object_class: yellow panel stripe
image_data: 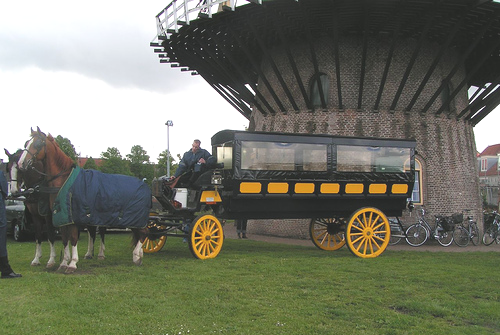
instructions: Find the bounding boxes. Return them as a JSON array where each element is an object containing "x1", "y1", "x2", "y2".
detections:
[
  {"x1": 320, "y1": 183, "x2": 340, "y2": 194},
  {"x1": 391, "y1": 184, "x2": 408, "y2": 194},
  {"x1": 240, "y1": 182, "x2": 261, "y2": 194},
  {"x1": 369, "y1": 184, "x2": 387, "y2": 194},
  {"x1": 345, "y1": 183, "x2": 364, "y2": 194},
  {"x1": 294, "y1": 183, "x2": 315, "y2": 194},
  {"x1": 268, "y1": 182, "x2": 289, "y2": 194}
]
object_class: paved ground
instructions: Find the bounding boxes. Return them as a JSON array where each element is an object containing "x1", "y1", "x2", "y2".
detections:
[{"x1": 223, "y1": 222, "x2": 500, "y2": 252}]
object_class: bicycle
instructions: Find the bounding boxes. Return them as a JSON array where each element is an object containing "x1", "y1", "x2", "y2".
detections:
[
  {"x1": 405, "y1": 207, "x2": 456, "y2": 247},
  {"x1": 453, "y1": 210, "x2": 480, "y2": 247},
  {"x1": 388, "y1": 217, "x2": 406, "y2": 245},
  {"x1": 482, "y1": 211, "x2": 500, "y2": 246}
]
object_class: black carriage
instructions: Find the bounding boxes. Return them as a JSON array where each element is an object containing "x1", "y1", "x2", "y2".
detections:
[{"x1": 146, "y1": 130, "x2": 416, "y2": 259}]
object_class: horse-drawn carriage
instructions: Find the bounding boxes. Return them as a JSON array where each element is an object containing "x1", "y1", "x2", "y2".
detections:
[{"x1": 146, "y1": 129, "x2": 416, "y2": 259}]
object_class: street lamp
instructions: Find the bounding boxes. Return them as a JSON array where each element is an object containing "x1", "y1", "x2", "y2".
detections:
[{"x1": 166, "y1": 120, "x2": 173, "y2": 178}]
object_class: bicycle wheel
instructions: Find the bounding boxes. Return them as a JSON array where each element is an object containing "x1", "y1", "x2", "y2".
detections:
[
  {"x1": 389, "y1": 234, "x2": 402, "y2": 246},
  {"x1": 453, "y1": 226, "x2": 469, "y2": 247},
  {"x1": 405, "y1": 224, "x2": 428, "y2": 247},
  {"x1": 389, "y1": 221, "x2": 402, "y2": 245},
  {"x1": 436, "y1": 230, "x2": 454, "y2": 247},
  {"x1": 482, "y1": 226, "x2": 496, "y2": 246},
  {"x1": 470, "y1": 223, "x2": 480, "y2": 246}
]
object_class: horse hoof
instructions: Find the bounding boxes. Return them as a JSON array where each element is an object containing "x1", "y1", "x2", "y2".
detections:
[
  {"x1": 133, "y1": 259, "x2": 143, "y2": 266},
  {"x1": 31, "y1": 262, "x2": 41, "y2": 267},
  {"x1": 46, "y1": 263, "x2": 56, "y2": 269},
  {"x1": 57, "y1": 265, "x2": 68, "y2": 272},
  {"x1": 98, "y1": 256, "x2": 105, "y2": 260},
  {"x1": 65, "y1": 267, "x2": 77, "y2": 274},
  {"x1": 84, "y1": 255, "x2": 93, "y2": 260}
]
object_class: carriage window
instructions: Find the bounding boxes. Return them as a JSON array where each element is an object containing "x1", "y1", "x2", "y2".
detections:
[
  {"x1": 406, "y1": 158, "x2": 422, "y2": 205},
  {"x1": 241, "y1": 141, "x2": 327, "y2": 171},
  {"x1": 337, "y1": 145, "x2": 410, "y2": 173},
  {"x1": 216, "y1": 144, "x2": 233, "y2": 170}
]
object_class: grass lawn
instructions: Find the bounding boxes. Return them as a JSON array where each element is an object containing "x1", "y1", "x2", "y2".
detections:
[{"x1": 1, "y1": 232, "x2": 499, "y2": 335}]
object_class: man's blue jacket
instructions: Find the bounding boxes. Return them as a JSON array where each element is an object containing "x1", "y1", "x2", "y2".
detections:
[{"x1": 174, "y1": 148, "x2": 215, "y2": 177}]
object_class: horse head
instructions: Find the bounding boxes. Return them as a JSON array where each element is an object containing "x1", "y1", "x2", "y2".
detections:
[
  {"x1": 4, "y1": 148, "x2": 23, "y2": 194},
  {"x1": 18, "y1": 127, "x2": 48, "y2": 172},
  {"x1": 19, "y1": 127, "x2": 74, "y2": 188}
]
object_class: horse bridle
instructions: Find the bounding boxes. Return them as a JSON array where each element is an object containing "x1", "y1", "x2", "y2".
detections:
[
  {"x1": 21, "y1": 134, "x2": 72, "y2": 185},
  {"x1": 20, "y1": 135, "x2": 46, "y2": 174}
]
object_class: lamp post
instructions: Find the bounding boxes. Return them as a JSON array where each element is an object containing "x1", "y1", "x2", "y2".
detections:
[{"x1": 166, "y1": 120, "x2": 173, "y2": 178}]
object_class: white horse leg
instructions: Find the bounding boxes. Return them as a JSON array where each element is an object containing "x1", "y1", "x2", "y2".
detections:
[
  {"x1": 65, "y1": 244, "x2": 79, "y2": 273},
  {"x1": 31, "y1": 243, "x2": 42, "y2": 266},
  {"x1": 97, "y1": 240, "x2": 105, "y2": 260},
  {"x1": 46, "y1": 241, "x2": 57, "y2": 269},
  {"x1": 132, "y1": 241, "x2": 144, "y2": 266},
  {"x1": 84, "y1": 230, "x2": 94, "y2": 259},
  {"x1": 58, "y1": 244, "x2": 70, "y2": 271}
]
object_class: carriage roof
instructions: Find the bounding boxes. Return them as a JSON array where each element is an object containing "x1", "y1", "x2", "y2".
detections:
[{"x1": 211, "y1": 129, "x2": 416, "y2": 148}]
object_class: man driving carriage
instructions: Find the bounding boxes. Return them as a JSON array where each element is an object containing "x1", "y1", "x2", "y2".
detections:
[{"x1": 171, "y1": 139, "x2": 216, "y2": 187}]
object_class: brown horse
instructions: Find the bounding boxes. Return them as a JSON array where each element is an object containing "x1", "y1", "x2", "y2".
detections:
[
  {"x1": 17, "y1": 128, "x2": 149, "y2": 273},
  {"x1": 6, "y1": 149, "x2": 107, "y2": 264}
]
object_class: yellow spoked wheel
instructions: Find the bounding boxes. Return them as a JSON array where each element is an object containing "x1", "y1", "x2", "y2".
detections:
[
  {"x1": 346, "y1": 207, "x2": 390, "y2": 258},
  {"x1": 309, "y1": 218, "x2": 345, "y2": 251},
  {"x1": 142, "y1": 235, "x2": 167, "y2": 253},
  {"x1": 143, "y1": 221, "x2": 167, "y2": 253},
  {"x1": 189, "y1": 215, "x2": 224, "y2": 259}
]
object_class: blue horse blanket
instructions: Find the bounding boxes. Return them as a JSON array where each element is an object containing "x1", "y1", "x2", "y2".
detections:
[{"x1": 52, "y1": 166, "x2": 151, "y2": 228}]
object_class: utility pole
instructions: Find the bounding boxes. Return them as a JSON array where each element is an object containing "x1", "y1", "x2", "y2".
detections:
[{"x1": 166, "y1": 120, "x2": 173, "y2": 177}]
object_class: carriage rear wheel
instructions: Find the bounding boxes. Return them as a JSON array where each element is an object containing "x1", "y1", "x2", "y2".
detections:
[
  {"x1": 346, "y1": 207, "x2": 390, "y2": 258},
  {"x1": 142, "y1": 235, "x2": 167, "y2": 253},
  {"x1": 309, "y1": 218, "x2": 345, "y2": 251},
  {"x1": 189, "y1": 215, "x2": 224, "y2": 259}
]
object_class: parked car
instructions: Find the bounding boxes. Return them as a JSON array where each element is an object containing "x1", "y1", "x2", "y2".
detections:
[{"x1": 5, "y1": 198, "x2": 33, "y2": 241}]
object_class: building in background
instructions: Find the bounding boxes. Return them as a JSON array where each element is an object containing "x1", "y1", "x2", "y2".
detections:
[
  {"x1": 478, "y1": 144, "x2": 500, "y2": 209},
  {"x1": 153, "y1": 0, "x2": 500, "y2": 236}
]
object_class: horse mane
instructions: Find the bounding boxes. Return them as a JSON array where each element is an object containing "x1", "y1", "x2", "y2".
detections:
[{"x1": 46, "y1": 134, "x2": 75, "y2": 172}]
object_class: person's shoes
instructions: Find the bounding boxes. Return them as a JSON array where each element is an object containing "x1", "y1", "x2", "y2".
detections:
[
  {"x1": 242, "y1": 233, "x2": 248, "y2": 239},
  {"x1": 182, "y1": 237, "x2": 188, "y2": 243},
  {"x1": 237, "y1": 233, "x2": 241, "y2": 239},
  {"x1": 1, "y1": 272, "x2": 22, "y2": 279}
]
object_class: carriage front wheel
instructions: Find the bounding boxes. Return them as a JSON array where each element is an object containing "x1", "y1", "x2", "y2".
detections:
[
  {"x1": 309, "y1": 218, "x2": 345, "y2": 251},
  {"x1": 189, "y1": 215, "x2": 224, "y2": 259},
  {"x1": 346, "y1": 207, "x2": 390, "y2": 258}
]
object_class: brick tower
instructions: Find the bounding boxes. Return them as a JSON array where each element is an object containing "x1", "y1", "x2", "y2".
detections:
[{"x1": 152, "y1": 0, "x2": 500, "y2": 237}]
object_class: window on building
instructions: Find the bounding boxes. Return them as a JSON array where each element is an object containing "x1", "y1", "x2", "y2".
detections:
[
  {"x1": 405, "y1": 158, "x2": 422, "y2": 205},
  {"x1": 440, "y1": 80, "x2": 452, "y2": 112},
  {"x1": 481, "y1": 158, "x2": 487, "y2": 172},
  {"x1": 309, "y1": 73, "x2": 329, "y2": 108}
]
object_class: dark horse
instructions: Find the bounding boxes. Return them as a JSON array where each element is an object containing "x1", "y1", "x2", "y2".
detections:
[
  {"x1": 5, "y1": 148, "x2": 57, "y2": 268},
  {"x1": 17, "y1": 128, "x2": 150, "y2": 273},
  {"x1": 6, "y1": 149, "x2": 108, "y2": 264}
]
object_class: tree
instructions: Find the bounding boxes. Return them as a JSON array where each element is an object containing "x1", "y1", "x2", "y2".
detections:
[
  {"x1": 100, "y1": 147, "x2": 131, "y2": 175},
  {"x1": 126, "y1": 145, "x2": 150, "y2": 180},
  {"x1": 126, "y1": 145, "x2": 150, "y2": 164},
  {"x1": 83, "y1": 157, "x2": 98, "y2": 170},
  {"x1": 157, "y1": 149, "x2": 178, "y2": 177},
  {"x1": 55, "y1": 135, "x2": 77, "y2": 162}
]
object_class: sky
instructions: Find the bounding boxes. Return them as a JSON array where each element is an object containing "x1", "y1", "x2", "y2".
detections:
[{"x1": 1, "y1": 0, "x2": 498, "y2": 166}]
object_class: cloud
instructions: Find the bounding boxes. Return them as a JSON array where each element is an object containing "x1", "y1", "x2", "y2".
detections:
[{"x1": 0, "y1": 0, "x2": 188, "y2": 93}]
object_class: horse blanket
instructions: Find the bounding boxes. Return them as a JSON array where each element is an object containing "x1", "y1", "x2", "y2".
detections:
[{"x1": 52, "y1": 166, "x2": 151, "y2": 228}]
